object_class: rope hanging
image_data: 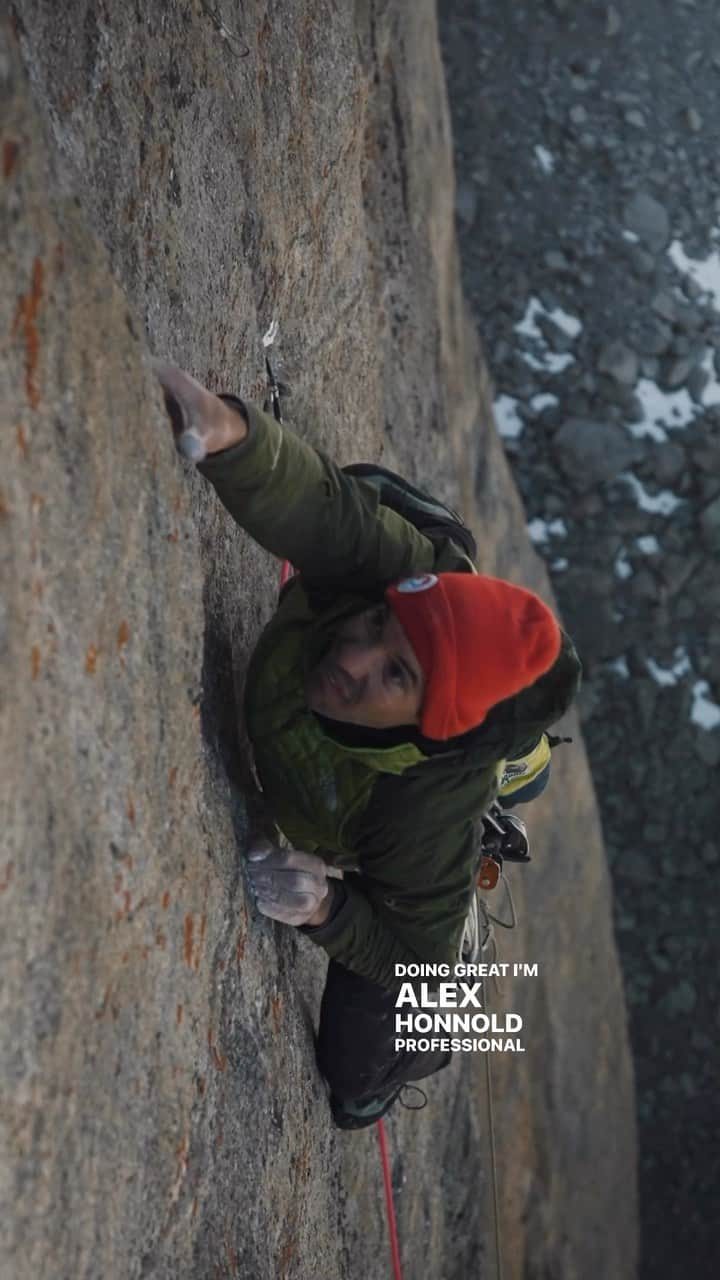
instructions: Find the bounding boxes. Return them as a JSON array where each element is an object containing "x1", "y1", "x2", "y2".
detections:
[{"x1": 377, "y1": 1118, "x2": 403, "y2": 1280}]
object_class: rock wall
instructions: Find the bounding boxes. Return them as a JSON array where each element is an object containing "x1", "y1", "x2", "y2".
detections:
[{"x1": 2, "y1": 4, "x2": 637, "y2": 1277}]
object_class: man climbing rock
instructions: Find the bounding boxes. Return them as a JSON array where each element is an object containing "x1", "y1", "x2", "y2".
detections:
[{"x1": 154, "y1": 361, "x2": 582, "y2": 1129}]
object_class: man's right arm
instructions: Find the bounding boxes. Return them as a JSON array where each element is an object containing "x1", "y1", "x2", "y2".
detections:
[
  {"x1": 197, "y1": 399, "x2": 435, "y2": 590},
  {"x1": 154, "y1": 361, "x2": 435, "y2": 589}
]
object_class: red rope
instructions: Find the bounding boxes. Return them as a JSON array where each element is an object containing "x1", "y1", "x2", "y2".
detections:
[
  {"x1": 377, "y1": 1118, "x2": 403, "y2": 1280},
  {"x1": 277, "y1": 558, "x2": 403, "y2": 1279}
]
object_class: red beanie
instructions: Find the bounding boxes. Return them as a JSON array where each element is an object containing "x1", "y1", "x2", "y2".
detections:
[{"x1": 385, "y1": 572, "x2": 562, "y2": 741}]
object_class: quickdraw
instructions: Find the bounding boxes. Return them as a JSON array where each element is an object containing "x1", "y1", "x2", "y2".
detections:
[
  {"x1": 262, "y1": 319, "x2": 284, "y2": 423},
  {"x1": 477, "y1": 804, "x2": 530, "y2": 891}
]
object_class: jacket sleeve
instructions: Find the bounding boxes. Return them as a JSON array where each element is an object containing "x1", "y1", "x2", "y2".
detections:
[
  {"x1": 303, "y1": 756, "x2": 499, "y2": 990},
  {"x1": 304, "y1": 821, "x2": 478, "y2": 991},
  {"x1": 196, "y1": 400, "x2": 435, "y2": 589}
]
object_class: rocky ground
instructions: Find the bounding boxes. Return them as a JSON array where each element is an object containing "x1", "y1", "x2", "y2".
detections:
[{"x1": 439, "y1": 3, "x2": 720, "y2": 1277}]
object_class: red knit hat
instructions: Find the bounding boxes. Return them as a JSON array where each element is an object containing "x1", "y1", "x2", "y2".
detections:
[{"x1": 385, "y1": 572, "x2": 562, "y2": 740}]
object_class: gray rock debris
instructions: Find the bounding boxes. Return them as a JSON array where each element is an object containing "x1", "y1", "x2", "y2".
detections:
[
  {"x1": 544, "y1": 249, "x2": 570, "y2": 270},
  {"x1": 553, "y1": 417, "x2": 640, "y2": 490},
  {"x1": 653, "y1": 441, "x2": 687, "y2": 485},
  {"x1": 686, "y1": 107, "x2": 703, "y2": 132},
  {"x1": 660, "y1": 982, "x2": 697, "y2": 1016},
  {"x1": 554, "y1": 570, "x2": 625, "y2": 662},
  {"x1": 687, "y1": 364, "x2": 709, "y2": 402},
  {"x1": 694, "y1": 728, "x2": 720, "y2": 768},
  {"x1": 606, "y1": 6, "x2": 622, "y2": 37},
  {"x1": 699, "y1": 494, "x2": 720, "y2": 550},
  {"x1": 633, "y1": 318, "x2": 673, "y2": 356},
  {"x1": 651, "y1": 289, "x2": 678, "y2": 323},
  {"x1": 438, "y1": 0, "x2": 719, "y2": 1270},
  {"x1": 623, "y1": 192, "x2": 671, "y2": 253},
  {"x1": 597, "y1": 339, "x2": 640, "y2": 386},
  {"x1": 663, "y1": 352, "x2": 702, "y2": 389},
  {"x1": 455, "y1": 179, "x2": 478, "y2": 228}
]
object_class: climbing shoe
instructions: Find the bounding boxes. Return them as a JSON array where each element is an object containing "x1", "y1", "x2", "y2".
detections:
[
  {"x1": 330, "y1": 1084, "x2": 428, "y2": 1130},
  {"x1": 330, "y1": 1088, "x2": 403, "y2": 1130}
]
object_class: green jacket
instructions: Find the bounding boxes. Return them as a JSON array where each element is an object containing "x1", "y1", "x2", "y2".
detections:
[{"x1": 197, "y1": 402, "x2": 581, "y2": 990}]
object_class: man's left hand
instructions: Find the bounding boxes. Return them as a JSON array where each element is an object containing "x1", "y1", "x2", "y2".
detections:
[{"x1": 246, "y1": 840, "x2": 332, "y2": 927}]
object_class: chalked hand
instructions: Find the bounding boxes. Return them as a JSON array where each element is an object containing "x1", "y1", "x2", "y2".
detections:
[
  {"x1": 246, "y1": 840, "x2": 331, "y2": 927},
  {"x1": 152, "y1": 359, "x2": 248, "y2": 461}
]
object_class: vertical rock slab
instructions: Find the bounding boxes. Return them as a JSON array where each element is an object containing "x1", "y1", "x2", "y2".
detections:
[
  {"x1": 1, "y1": 18, "x2": 215, "y2": 1277},
  {"x1": 3, "y1": 5, "x2": 637, "y2": 1278},
  {"x1": 1, "y1": 19, "x2": 367, "y2": 1280}
]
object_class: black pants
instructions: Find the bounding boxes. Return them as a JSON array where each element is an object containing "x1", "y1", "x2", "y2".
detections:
[{"x1": 316, "y1": 960, "x2": 451, "y2": 1105}]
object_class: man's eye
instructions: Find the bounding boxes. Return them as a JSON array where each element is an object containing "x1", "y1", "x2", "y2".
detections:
[{"x1": 388, "y1": 661, "x2": 405, "y2": 686}]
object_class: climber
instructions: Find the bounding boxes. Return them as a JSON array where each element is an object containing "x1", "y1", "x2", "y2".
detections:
[{"x1": 153, "y1": 360, "x2": 582, "y2": 1129}]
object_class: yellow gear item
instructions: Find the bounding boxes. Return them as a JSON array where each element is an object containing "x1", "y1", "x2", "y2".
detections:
[{"x1": 497, "y1": 733, "x2": 552, "y2": 801}]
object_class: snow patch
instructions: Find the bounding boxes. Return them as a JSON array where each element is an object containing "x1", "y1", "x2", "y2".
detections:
[
  {"x1": 548, "y1": 307, "x2": 583, "y2": 339},
  {"x1": 614, "y1": 549, "x2": 633, "y2": 580},
  {"x1": 494, "y1": 395, "x2": 525, "y2": 439},
  {"x1": 645, "y1": 649, "x2": 692, "y2": 687},
  {"x1": 619, "y1": 472, "x2": 685, "y2": 515},
  {"x1": 627, "y1": 378, "x2": 696, "y2": 441},
  {"x1": 607, "y1": 656, "x2": 630, "y2": 679},
  {"x1": 642, "y1": 649, "x2": 720, "y2": 731},
  {"x1": 527, "y1": 517, "x2": 568, "y2": 544},
  {"x1": 636, "y1": 535, "x2": 661, "y2": 555},
  {"x1": 534, "y1": 145, "x2": 555, "y2": 175},
  {"x1": 528, "y1": 518, "x2": 550, "y2": 544},
  {"x1": 530, "y1": 393, "x2": 560, "y2": 412},
  {"x1": 668, "y1": 238, "x2": 720, "y2": 311},
  {"x1": 700, "y1": 347, "x2": 720, "y2": 407},
  {"x1": 691, "y1": 681, "x2": 720, "y2": 731},
  {"x1": 514, "y1": 298, "x2": 581, "y2": 375},
  {"x1": 515, "y1": 298, "x2": 582, "y2": 340},
  {"x1": 521, "y1": 350, "x2": 575, "y2": 373}
]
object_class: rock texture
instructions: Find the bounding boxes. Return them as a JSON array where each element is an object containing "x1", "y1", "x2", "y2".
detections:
[{"x1": 2, "y1": 5, "x2": 636, "y2": 1278}]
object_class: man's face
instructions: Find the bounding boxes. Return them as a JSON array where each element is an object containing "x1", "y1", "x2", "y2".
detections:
[{"x1": 305, "y1": 602, "x2": 426, "y2": 730}]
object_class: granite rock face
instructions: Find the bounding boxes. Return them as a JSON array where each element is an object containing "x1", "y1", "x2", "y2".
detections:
[{"x1": 2, "y1": 5, "x2": 636, "y2": 1278}]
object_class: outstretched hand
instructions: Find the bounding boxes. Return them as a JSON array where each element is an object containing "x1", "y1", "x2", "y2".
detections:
[
  {"x1": 152, "y1": 359, "x2": 248, "y2": 461},
  {"x1": 246, "y1": 839, "x2": 332, "y2": 928}
]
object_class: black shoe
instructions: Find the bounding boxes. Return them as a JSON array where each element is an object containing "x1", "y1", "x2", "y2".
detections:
[
  {"x1": 329, "y1": 1084, "x2": 428, "y2": 1131},
  {"x1": 330, "y1": 1088, "x2": 402, "y2": 1130}
]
